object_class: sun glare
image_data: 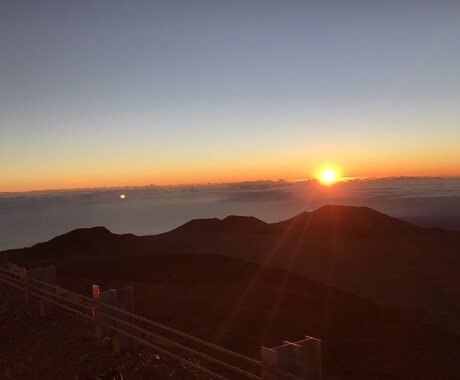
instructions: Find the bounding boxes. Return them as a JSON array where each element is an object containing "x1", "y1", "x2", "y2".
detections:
[
  {"x1": 322, "y1": 169, "x2": 336, "y2": 182},
  {"x1": 317, "y1": 167, "x2": 340, "y2": 185}
]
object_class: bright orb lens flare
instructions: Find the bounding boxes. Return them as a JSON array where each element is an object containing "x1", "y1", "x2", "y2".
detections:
[{"x1": 120, "y1": 194, "x2": 126, "y2": 199}]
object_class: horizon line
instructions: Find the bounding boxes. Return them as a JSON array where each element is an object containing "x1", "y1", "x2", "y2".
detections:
[{"x1": 1, "y1": 175, "x2": 460, "y2": 195}]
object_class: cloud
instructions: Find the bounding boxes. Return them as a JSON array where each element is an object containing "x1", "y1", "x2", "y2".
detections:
[{"x1": 1, "y1": 178, "x2": 460, "y2": 250}]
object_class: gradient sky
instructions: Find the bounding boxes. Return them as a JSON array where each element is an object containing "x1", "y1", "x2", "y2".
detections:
[{"x1": 1, "y1": 0, "x2": 460, "y2": 191}]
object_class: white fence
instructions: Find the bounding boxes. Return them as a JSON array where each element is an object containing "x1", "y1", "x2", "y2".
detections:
[{"x1": 0, "y1": 254, "x2": 321, "y2": 380}]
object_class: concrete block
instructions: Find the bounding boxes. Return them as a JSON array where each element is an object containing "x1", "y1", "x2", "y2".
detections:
[
  {"x1": 26, "y1": 268, "x2": 43, "y2": 305},
  {"x1": 262, "y1": 336, "x2": 322, "y2": 380},
  {"x1": 95, "y1": 289, "x2": 117, "y2": 339},
  {"x1": 113, "y1": 286, "x2": 134, "y2": 353},
  {"x1": 26, "y1": 266, "x2": 57, "y2": 316},
  {"x1": 296, "y1": 336, "x2": 322, "y2": 380},
  {"x1": 10, "y1": 267, "x2": 27, "y2": 300},
  {"x1": 261, "y1": 343, "x2": 292, "y2": 380},
  {"x1": 39, "y1": 266, "x2": 57, "y2": 316}
]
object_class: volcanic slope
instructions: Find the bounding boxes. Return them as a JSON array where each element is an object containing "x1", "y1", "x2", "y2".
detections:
[
  {"x1": 146, "y1": 205, "x2": 460, "y2": 336},
  {"x1": 4, "y1": 205, "x2": 460, "y2": 337},
  {"x1": 0, "y1": 281, "x2": 214, "y2": 380},
  {"x1": 38, "y1": 254, "x2": 460, "y2": 380},
  {"x1": 4, "y1": 207, "x2": 460, "y2": 378}
]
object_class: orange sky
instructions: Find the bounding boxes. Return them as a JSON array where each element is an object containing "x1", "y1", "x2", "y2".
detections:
[
  {"x1": 2, "y1": 2, "x2": 460, "y2": 193},
  {"x1": 3, "y1": 149, "x2": 460, "y2": 192}
]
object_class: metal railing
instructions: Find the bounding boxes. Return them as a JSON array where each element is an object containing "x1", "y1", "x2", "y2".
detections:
[{"x1": 0, "y1": 263, "x2": 306, "y2": 380}]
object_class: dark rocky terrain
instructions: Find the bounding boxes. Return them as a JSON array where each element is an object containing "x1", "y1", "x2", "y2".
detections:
[
  {"x1": 0, "y1": 283, "x2": 205, "y2": 380},
  {"x1": 2, "y1": 205, "x2": 460, "y2": 379}
]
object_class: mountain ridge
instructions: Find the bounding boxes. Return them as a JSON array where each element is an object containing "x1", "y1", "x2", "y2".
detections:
[
  {"x1": 3, "y1": 205, "x2": 448, "y2": 262},
  {"x1": 4, "y1": 205, "x2": 460, "y2": 339},
  {"x1": 159, "y1": 205, "x2": 434, "y2": 239},
  {"x1": 4, "y1": 205, "x2": 460, "y2": 379}
]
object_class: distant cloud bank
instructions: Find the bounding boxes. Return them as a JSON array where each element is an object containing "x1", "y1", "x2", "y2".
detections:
[{"x1": 1, "y1": 177, "x2": 460, "y2": 251}]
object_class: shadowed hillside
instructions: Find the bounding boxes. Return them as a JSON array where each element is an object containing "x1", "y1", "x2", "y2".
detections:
[
  {"x1": 168, "y1": 205, "x2": 430, "y2": 238},
  {"x1": 4, "y1": 205, "x2": 460, "y2": 340},
  {"x1": 147, "y1": 205, "x2": 460, "y2": 336},
  {"x1": 0, "y1": 283, "x2": 214, "y2": 380},
  {"x1": 173, "y1": 215, "x2": 269, "y2": 234},
  {"x1": 271, "y1": 205, "x2": 428, "y2": 237},
  {"x1": 4, "y1": 227, "x2": 157, "y2": 262},
  {"x1": 55, "y1": 254, "x2": 460, "y2": 379}
]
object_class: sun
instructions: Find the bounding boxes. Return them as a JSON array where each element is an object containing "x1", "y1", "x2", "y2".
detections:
[
  {"x1": 317, "y1": 167, "x2": 340, "y2": 185},
  {"x1": 321, "y1": 169, "x2": 336, "y2": 182}
]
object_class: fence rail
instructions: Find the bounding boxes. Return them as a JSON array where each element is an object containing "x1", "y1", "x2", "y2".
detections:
[{"x1": 0, "y1": 255, "x2": 319, "y2": 380}]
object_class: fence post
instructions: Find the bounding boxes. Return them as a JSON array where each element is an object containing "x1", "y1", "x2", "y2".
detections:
[
  {"x1": 295, "y1": 336, "x2": 321, "y2": 380},
  {"x1": 262, "y1": 336, "x2": 322, "y2": 380},
  {"x1": 10, "y1": 266, "x2": 27, "y2": 301},
  {"x1": 39, "y1": 266, "x2": 57, "y2": 316},
  {"x1": 26, "y1": 266, "x2": 57, "y2": 316},
  {"x1": 26, "y1": 267, "x2": 42, "y2": 305},
  {"x1": 94, "y1": 287, "x2": 117, "y2": 339},
  {"x1": 92, "y1": 284, "x2": 100, "y2": 303},
  {"x1": 113, "y1": 286, "x2": 134, "y2": 353},
  {"x1": 261, "y1": 344, "x2": 292, "y2": 380},
  {"x1": 0, "y1": 254, "x2": 8, "y2": 269}
]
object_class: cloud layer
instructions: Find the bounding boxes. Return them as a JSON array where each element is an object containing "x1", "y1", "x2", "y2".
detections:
[{"x1": 1, "y1": 177, "x2": 460, "y2": 250}]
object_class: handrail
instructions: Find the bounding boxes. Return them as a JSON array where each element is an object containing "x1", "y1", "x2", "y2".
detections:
[
  {"x1": 1, "y1": 266, "x2": 260, "y2": 368},
  {"x1": 0, "y1": 267, "x2": 263, "y2": 380},
  {"x1": 23, "y1": 287, "x2": 230, "y2": 380},
  {"x1": 1, "y1": 271, "x2": 260, "y2": 379},
  {"x1": 0, "y1": 266, "x2": 305, "y2": 380}
]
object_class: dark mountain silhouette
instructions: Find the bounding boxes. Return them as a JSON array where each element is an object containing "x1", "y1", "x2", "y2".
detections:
[
  {"x1": 5, "y1": 205, "x2": 435, "y2": 263},
  {"x1": 4, "y1": 205, "x2": 460, "y2": 378},
  {"x1": 272, "y1": 205, "x2": 427, "y2": 237},
  {"x1": 171, "y1": 215, "x2": 269, "y2": 234},
  {"x1": 148, "y1": 207, "x2": 460, "y2": 336},
  {"x1": 167, "y1": 205, "x2": 429, "y2": 238},
  {"x1": 4, "y1": 205, "x2": 460, "y2": 338},
  {"x1": 5, "y1": 226, "x2": 154, "y2": 262}
]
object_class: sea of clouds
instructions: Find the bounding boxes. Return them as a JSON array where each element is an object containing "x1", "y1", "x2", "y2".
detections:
[{"x1": 1, "y1": 177, "x2": 460, "y2": 251}]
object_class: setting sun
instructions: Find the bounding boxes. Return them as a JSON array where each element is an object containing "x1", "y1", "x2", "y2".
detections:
[
  {"x1": 317, "y1": 167, "x2": 340, "y2": 185},
  {"x1": 322, "y1": 169, "x2": 336, "y2": 182}
]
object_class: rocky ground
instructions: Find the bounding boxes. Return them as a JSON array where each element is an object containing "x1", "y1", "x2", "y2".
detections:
[{"x1": 0, "y1": 284, "x2": 209, "y2": 380}]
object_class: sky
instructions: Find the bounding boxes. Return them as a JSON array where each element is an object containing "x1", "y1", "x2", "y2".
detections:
[{"x1": 1, "y1": 0, "x2": 460, "y2": 192}]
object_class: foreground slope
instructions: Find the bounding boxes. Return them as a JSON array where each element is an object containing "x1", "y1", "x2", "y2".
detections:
[
  {"x1": 148, "y1": 205, "x2": 460, "y2": 335},
  {"x1": 51, "y1": 253, "x2": 460, "y2": 380},
  {"x1": 0, "y1": 283, "x2": 205, "y2": 380},
  {"x1": 4, "y1": 205, "x2": 460, "y2": 339}
]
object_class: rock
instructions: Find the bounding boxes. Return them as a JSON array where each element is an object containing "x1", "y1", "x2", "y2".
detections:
[{"x1": 4, "y1": 369, "x2": 15, "y2": 380}]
